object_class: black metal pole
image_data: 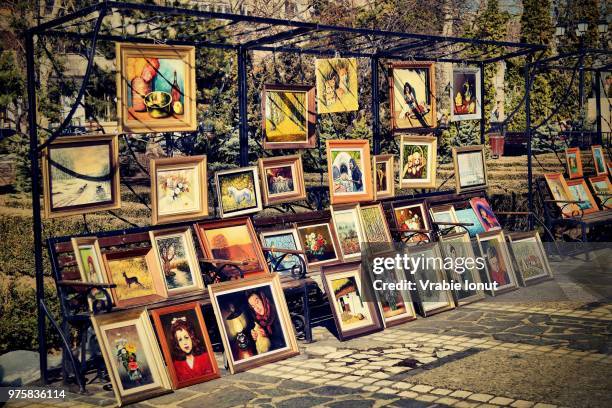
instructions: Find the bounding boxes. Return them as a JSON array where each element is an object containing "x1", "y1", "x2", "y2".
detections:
[
  {"x1": 479, "y1": 62, "x2": 486, "y2": 144},
  {"x1": 237, "y1": 46, "x2": 249, "y2": 166},
  {"x1": 371, "y1": 56, "x2": 380, "y2": 155},
  {"x1": 595, "y1": 70, "x2": 602, "y2": 145},
  {"x1": 525, "y1": 64, "x2": 533, "y2": 229},
  {"x1": 26, "y1": 32, "x2": 48, "y2": 384}
]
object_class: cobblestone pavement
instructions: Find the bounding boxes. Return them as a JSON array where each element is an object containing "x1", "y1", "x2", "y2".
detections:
[{"x1": 7, "y1": 260, "x2": 611, "y2": 408}]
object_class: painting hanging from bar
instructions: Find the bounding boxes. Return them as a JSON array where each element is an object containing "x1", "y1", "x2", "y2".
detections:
[
  {"x1": 315, "y1": 58, "x2": 359, "y2": 113},
  {"x1": 450, "y1": 67, "x2": 481, "y2": 121},
  {"x1": 389, "y1": 62, "x2": 436, "y2": 130},
  {"x1": 116, "y1": 43, "x2": 196, "y2": 133}
]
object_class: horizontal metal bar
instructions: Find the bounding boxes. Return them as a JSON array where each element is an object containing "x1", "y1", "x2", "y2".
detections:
[
  {"x1": 27, "y1": 2, "x2": 103, "y2": 35},
  {"x1": 484, "y1": 47, "x2": 539, "y2": 64},
  {"x1": 243, "y1": 26, "x2": 315, "y2": 48}
]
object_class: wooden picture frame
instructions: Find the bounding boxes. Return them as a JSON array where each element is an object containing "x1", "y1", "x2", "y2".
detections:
[
  {"x1": 439, "y1": 232, "x2": 486, "y2": 305},
  {"x1": 258, "y1": 154, "x2": 306, "y2": 206},
  {"x1": 587, "y1": 175, "x2": 612, "y2": 209},
  {"x1": 391, "y1": 201, "x2": 432, "y2": 243},
  {"x1": 321, "y1": 261, "x2": 384, "y2": 340},
  {"x1": 358, "y1": 203, "x2": 394, "y2": 254},
  {"x1": 150, "y1": 155, "x2": 208, "y2": 225},
  {"x1": 331, "y1": 204, "x2": 365, "y2": 261},
  {"x1": 373, "y1": 154, "x2": 395, "y2": 199},
  {"x1": 429, "y1": 204, "x2": 461, "y2": 234},
  {"x1": 116, "y1": 43, "x2": 197, "y2": 133},
  {"x1": 544, "y1": 173, "x2": 580, "y2": 217},
  {"x1": 565, "y1": 147, "x2": 583, "y2": 179},
  {"x1": 71, "y1": 236, "x2": 111, "y2": 309},
  {"x1": 208, "y1": 273, "x2": 299, "y2": 373},
  {"x1": 215, "y1": 166, "x2": 263, "y2": 218},
  {"x1": 591, "y1": 145, "x2": 607, "y2": 176},
  {"x1": 150, "y1": 302, "x2": 220, "y2": 389},
  {"x1": 259, "y1": 227, "x2": 305, "y2": 276},
  {"x1": 507, "y1": 231, "x2": 553, "y2": 286},
  {"x1": 326, "y1": 139, "x2": 374, "y2": 204},
  {"x1": 450, "y1": 67, "x2": 482, "y2": 121},
  {"x1": 408, "y1": 243, "x2": 456, "y2": 317},
  {"x1": 315, "y1": 57, "x2": 359, "y2": 114},
  {"x1": 453, "y1": 145, "x2": 488, "y2": 193},
  {"x1": 91, "y1": 309, "x2": 172, "y2": 406},
  {"x1": 296, "y1": 220, "x2": 342, "y2": 270},
  {"x1": 454, "y1": 207, "x2": 485, "y2": 237},
  {"x1": 469, "y1": 197, "x2": 501, "y2": 231},
  {"x1": 103, "y1": 248, "x2": 168, "y2": 309},
  {"x1": 389, "y1": 62, "x2": 437, "y2": 130},
  {"x1": 566, "y1": 178, "x2": 599, "y2": 214},
  {"x1": 476, "y1": 230, "x2": 519, "y2": 295},
  {"x1": 42, "y1": 134, "x2": 120, "y2": 218},
  {"x1": 194, "y1": 217, "x2": 269, "y2": 277},
  {"x1": 262, "y1": 84, "x2": 316, "y2": 149},
  {"x1": 399, "y1": 134, "x2": 437, "y2": 189},
  {"x1": 149, "y1": 227, "x2": 204, "y2": 296}
]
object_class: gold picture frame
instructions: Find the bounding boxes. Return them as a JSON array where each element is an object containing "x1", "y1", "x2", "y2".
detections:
[
  {"x1": 116, "y1": 43, "x2": 197, "y2": 133},
  {"x1": 373, "y1": 154, "x2": 395, "y2": 199},
  {"x1": 208, "y1": 273, "x2": 299, "y2": 373},
  {"x1": 565, "y1": 147, "x2": 583, "y2": 179},
  {"x1": 398, "y1": 134, "x2": 437, "y2": 189},
  {"x1": 326, "y1": 139, "x2": 374, "y2": 204},
  {"x1": 452, "y1": 145, "x2": 488, "y2": 193},
  {"x1": 42, "y1": 134, "x2": 121, "y2": 218},
  {"x1": 358, "y1": 203, "x2": 394, "y2": 254},
  {"x1": 258, "y1": 154, "x2": 306, "y2": 206},
  {"x1": 389, "y1": 62, "x2": 437, "y2": 130},
  {"x1": 315, "y1": 58, "x2": 359, "y2": 114},
  {"x1": 331, "y1": 204, "x2": 365, "y2": 261},
  {"x1": 507, "y1": 231, "x2": 553, "y2": 286},
  {"x1": 150, "y1": 155, "x2": 208, "y2": 225}
]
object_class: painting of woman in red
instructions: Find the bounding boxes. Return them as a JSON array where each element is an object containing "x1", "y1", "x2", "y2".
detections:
[
  {"x1": 169, "y1": 317, "x2": 214, "y2": 382},
  {"x1": 486, "y1": 245, "x2": 510, "y2": 286}
]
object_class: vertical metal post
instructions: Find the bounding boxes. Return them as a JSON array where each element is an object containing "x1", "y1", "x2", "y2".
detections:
[
  {"x1": 237, "y1": 46, "x2": 249, "y2": 166},
  {"x1": 578, "y1": 63, "x2": 585, "y2": 146},
  {"x1": 371, "y1": 56, "x2": 380, "y2": 155},
  {"x1": 525, "y1": 64, "x2": 533, "y2": 229},
  {"x1": 479, "y1": 62, "x2": 486, "y2": 144},
  {"x1": 26, "y1": 31, "x2": 48, "y2": 384},
  {"x1": 595, "y1": 70, "x2": 602, "y2": 145}
]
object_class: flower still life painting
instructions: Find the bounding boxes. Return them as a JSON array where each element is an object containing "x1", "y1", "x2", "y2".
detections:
[{"x1": 297, "y1": 222, "x2": 340, "y2": 268}]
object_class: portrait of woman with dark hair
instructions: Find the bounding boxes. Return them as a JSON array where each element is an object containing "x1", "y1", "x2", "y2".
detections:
[
  {"x1": 169, "y1": 316, "x2": 214, "y2": 382},
  {"x1": 486, "y1": 244, "x2": 510, "y2": 286},
  {"x1": 245, "y1": 289, "x2": 286, "y2": 354},
  {"x1": 470, "y1": 197, "x2": 501, "y2": 231}
]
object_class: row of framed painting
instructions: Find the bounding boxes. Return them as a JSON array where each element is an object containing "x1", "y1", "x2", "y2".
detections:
[
  {"x1": 113, "y1": 43, "x2": 480, "y2": 136},
  {"x1": 564, "y1": 145, "x2": 610, "y2": 180},
  {"x1": 41, "y1": 133, "x2": 487, "y2": 220},
  {"x1": 544, "y1": 172, "x2": 611, "y2": 216}
]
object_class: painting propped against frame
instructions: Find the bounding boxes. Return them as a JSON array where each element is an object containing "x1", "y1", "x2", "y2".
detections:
[
  {"x1": 389, "y1": 62, "x2": 437, "y2": 130},
  {"x1": 262, "y1": 84, "x2": 316, "y2": 149},
  {"x1": 116, "y1": 43, "x2": 197, "y2": 133},
  {"x1": 42, "y1": 134, "x2": 121, "y2": 218}
]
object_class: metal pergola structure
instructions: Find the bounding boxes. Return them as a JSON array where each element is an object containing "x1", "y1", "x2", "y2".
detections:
[{"x1": 24, "y1": 1, "x2": 547, "y2": 388}]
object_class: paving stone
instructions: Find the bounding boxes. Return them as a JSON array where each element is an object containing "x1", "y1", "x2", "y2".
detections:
[
  {"x1": 392, "y1": 382, "x2": 415, "y2": 390},
  {"x1": 533, "y1": 404, "x2": 557, "y2": 408},
  {"x1": 467, "y1": 393, "x2": 494, "y2": 402},
  {"x1": 384, "y1": 367, "x2": 407, "y2": 374},
  {"x1": 431, "y1": 388, "x2": 453, "y2": 396},
  {"x1": 411, "y1": 384, "x2": 434, "y2": 393},
  {"x1": 358, "y1": 377, "x2": 379, "y2": 384},
  {"x1": 378, "y1": 387, "x2": 399, "y2": 395},
  {"x1": 328, "y1": 366, "x2": 354, "y2": 374},
  {"x1": 374, "y1": 380, "x2": 394, "y2": 387},
  {"x1": 490, "y1": 396, "x2": 515, "y2": 405},
  {"x1": 275, "y1": 396, "x2": 332, "y2": 408},
  {"x1": 450, "y1": 390, "x2": 473, "y2": 399},
  {"x1": 311, "y1": 385, "x2": 354, "y2": 396},
  {"x1": 327, "y1": 400, "x2": 375, "y2": 408},
  {"x1": 178, "y1": 386, "x2": 255, "y2": 408},
  {"x1": 361, "y1": 385, "x2": 380, "y2": 393},
  {"x1": 371, "y1": 372, "x2": 391, "y2": 379},
  {"x1": 453, "y1": 401, "x2": 480, "y2": 408},
  {"x1": 511, "y1": 401, "x2": 535, "y2": 408},
  {"x1": 414, "y1": 394, "x2": 438, "y2": 402},
  {"x1": 398, "y1": 390, "x2": 419, "y2": 399},
  {"x1": 307, "y1": 346, "x2": 337, "y2": 356},
  {"x1": 326, "y1": 350, "x2": 354, "y2": 359},
  {"x1": 435, "y1": 397, "x2": 460, "y2": 405}
]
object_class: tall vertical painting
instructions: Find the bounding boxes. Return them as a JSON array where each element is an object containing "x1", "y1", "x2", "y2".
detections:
[
  {"x1": 389, "y1": 62, "x2": 436, "y2": 130},
  {"x1": 315, "y1": 58, "x2": 359, "y2": 113}
]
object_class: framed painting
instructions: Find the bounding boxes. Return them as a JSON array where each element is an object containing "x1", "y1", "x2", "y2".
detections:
[
  {"x1": 258, "y1": 155, "x2": 306, "y2": 206},
  {"x1": 150, "y1": 156, "x2": 208, "y2": 225},
  {"x1": 391, "y1": 202, "x2": 431, "y2": 243},
  {"x1": 389, "y1": 62, "x2": 437, "y2": 130},
  {"x1": 429, "y1": 204, "x2": 461, "y2": 234},
  {"x1": 587, "y1": 175, "x2": 612, "y2": 209},
  {"x1": 399, "y1": 134, "x2": 437, "y2": 189},
  {"x1": 469, "y1": 197, "x2": 501, "y2": 231},
  {"x1": 409, "y1": 243, "x2": 455, "y2": 317},
  {"x1": 149, "y1": 227, "x2": 204, "y2": 296},
  {"x1": 262, "y1": 84, "x2": 315, "y2": 149},
  {"x1": 315, "y1": 57, "x2": 359, "y2": 114},
  {"x1": 215, "y1": 166, "x2": 262, "y2": 218},
  {"x1": 208, "y1": 273, "x2": 299, "y2": 373},
  {"x1": 358, "y1": 203, "x2": 394, "y2": 254},
  {"x1": 453, "y1": 145, "x2": 488, "y2": 193},
  {"x1": 91, "y1": 309, "x2": 172, "y2": 406},
  {"x1": 507, "y1": 231, "x2": 553, "y2": 286},
  {"x1": 42, "y1": 134, "x2": 120, "y2": 218},
  {"x1": 544, "y1": 173, "x2": 580, "y2": 217},
  {"x1": 566, "y1": 178, "x2": 599, "y2": 214},
  {"x1": 607, "y1": 161, "x2": 612, "y2": 177},
  {"x1": 150, "y1": 302, "x2": 220, "y2": 389},
  {"x1": 296, "y1": 220, "x2": 341, "y2": 269},
  {"x1": 71, "y1": 236, "x2": 111, "y2": 309},
  {"x1": 454, "y1": 207, "x2": 485, "y2": 237},
  {"x1": 439, "y1": 232, "x2": 485, "y2": 305},
  {"x1": 477, "y1": 230, "x2": 519, "y2": 295},
  {"x1": 326, "y1": 139, "x2": 374, "y2": 204},
  {"x1": 102, "y1": 248, "x2": 168, "y2": 309},
  {"x1": 194, "y1": 217, "x2": 269, "y2": 277},
  {"x1": 591, "y1": 145, "x2": 607, "y2": 176},
  {"x1": 116, "y1": 43, "x2": 196, "y2": 133},
  {"x1": 259, "y1": 228, "x2": 305, "y2": 275},
  {"x1": 450, "y1": 67, "x2": 482, "y2": 121},
  {"x1": 321, "y1": 261, "x2": 384, "y2": 340},
  {"x1": 331, "y1": 204, "x2": 365, "y2": 261},
  {"x1": 565, "y1": 147, "x2": 583, "y2": 179},
  {"x1": 373, "y1": 154, "x2": 395, "y2": 199}
]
